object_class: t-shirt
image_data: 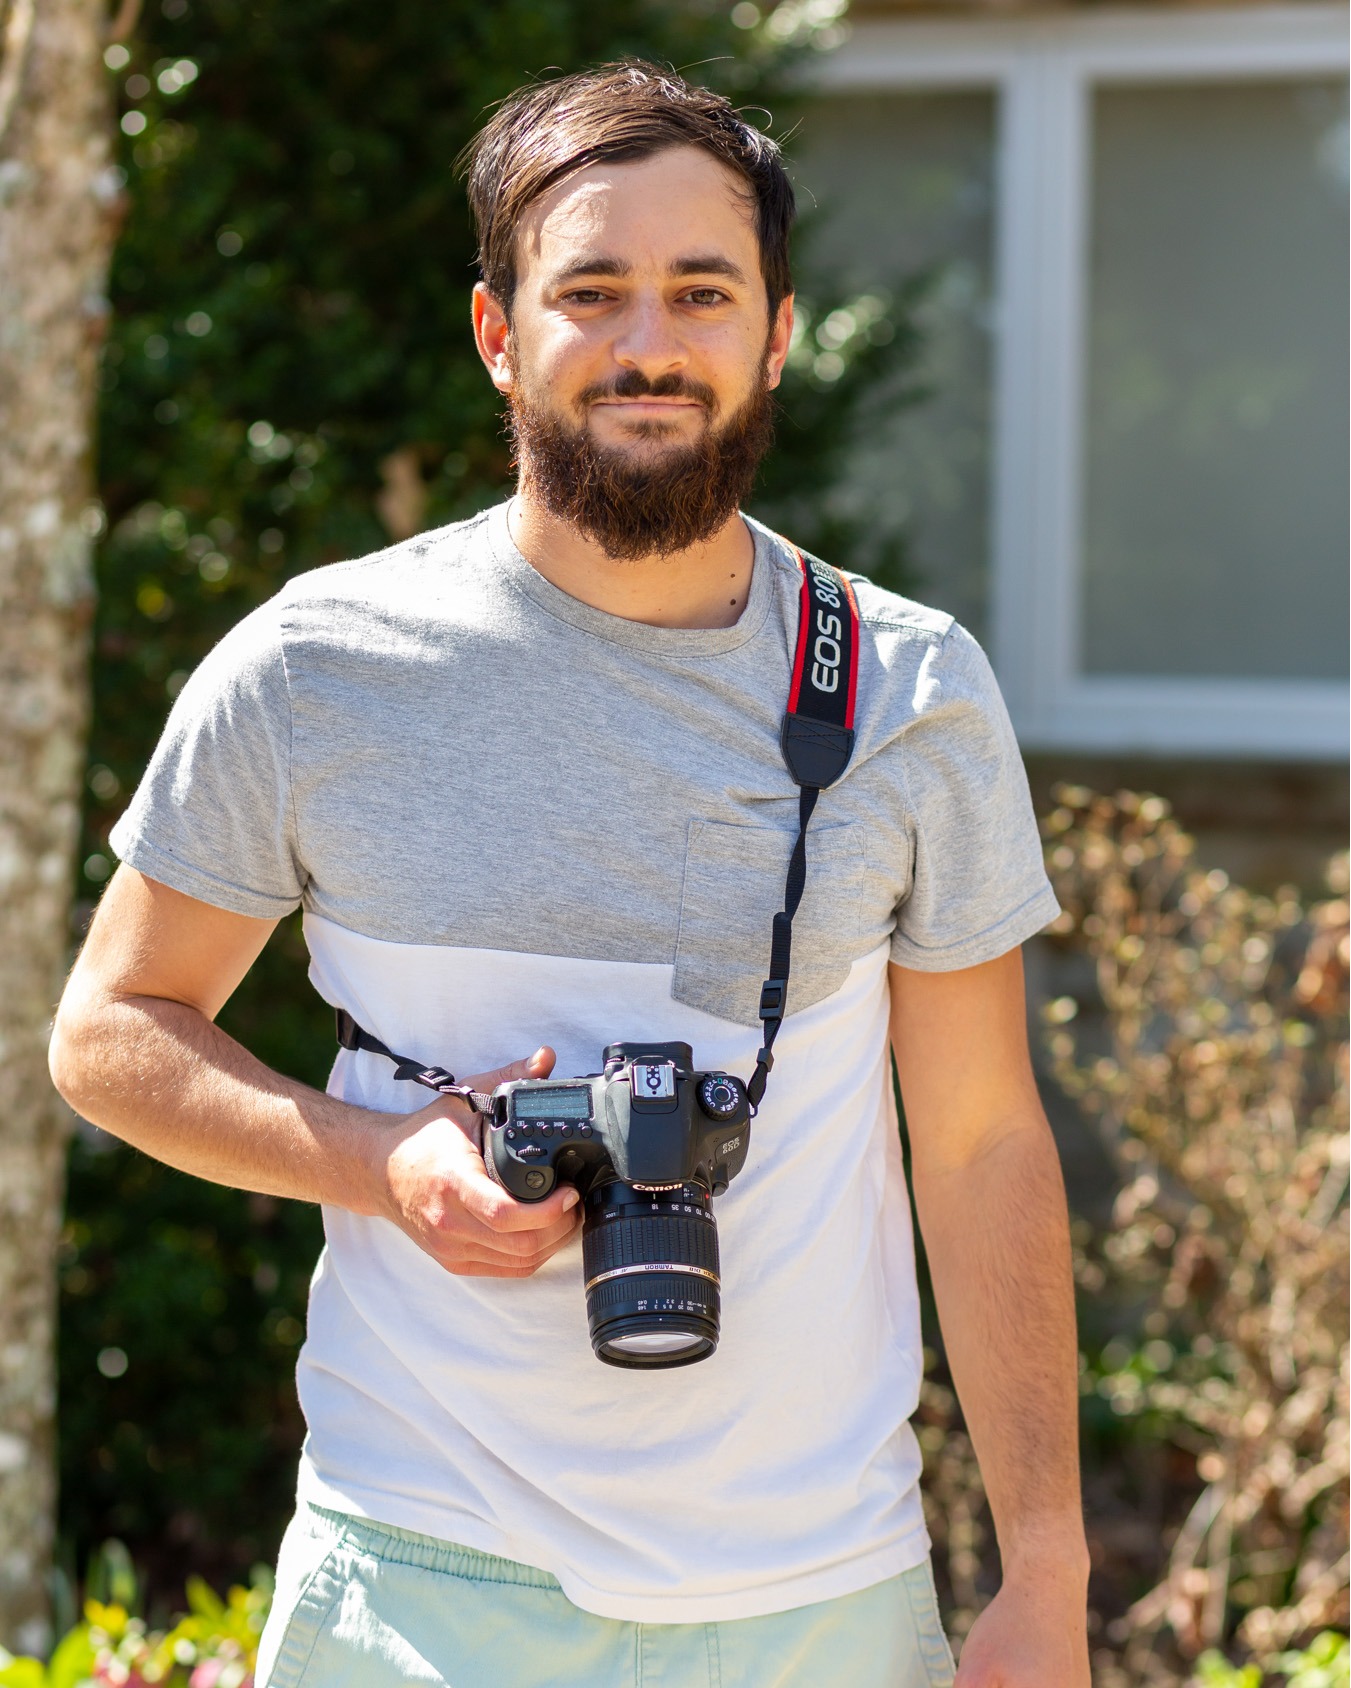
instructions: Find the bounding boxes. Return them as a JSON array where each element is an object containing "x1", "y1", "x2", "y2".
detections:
[{"x1": 110, "y1": 501, "x2": 1059, "y2": 1623}]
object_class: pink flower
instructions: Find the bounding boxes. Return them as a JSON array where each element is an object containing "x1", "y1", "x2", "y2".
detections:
[{"x1": 188, "y1": 1664, "x2": 253, "y2": 1688}]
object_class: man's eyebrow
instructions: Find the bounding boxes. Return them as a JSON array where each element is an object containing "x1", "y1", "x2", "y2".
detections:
[
  {"x1": 545, "y1": 253, "x2": 751, "y2": 289},
  {"x1": 546, "y1": 256, "x2": 632, "y2": 288},
  {"x1": 669, "y1": 254, "x2": 750, "y2": 285}
]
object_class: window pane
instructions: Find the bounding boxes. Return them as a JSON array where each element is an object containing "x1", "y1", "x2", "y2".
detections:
[
  {"x1": 1082, "y1": 79, "x2": 1349, "y2": 680},
  {"x1": 791, "y1": 92, "x2": 996, "y2": 636}
]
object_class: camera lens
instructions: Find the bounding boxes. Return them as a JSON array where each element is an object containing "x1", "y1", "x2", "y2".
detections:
[{"x1": 582, "y1": 1182, "x2": 719, "y2": 1369}]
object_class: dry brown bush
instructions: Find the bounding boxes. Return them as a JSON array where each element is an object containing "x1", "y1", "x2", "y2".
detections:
[{"x1": 917, "y1": 786, "x2": 1349, "y2": 1685}]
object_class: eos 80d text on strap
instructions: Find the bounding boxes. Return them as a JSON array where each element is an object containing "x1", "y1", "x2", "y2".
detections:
[{"x1": 336, "y1": 543, "x2": 860, "y2": 1371}]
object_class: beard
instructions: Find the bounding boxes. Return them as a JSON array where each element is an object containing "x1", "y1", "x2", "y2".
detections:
[{"x1": 506, "y1": 361, "x2": 776, "y2": 562}]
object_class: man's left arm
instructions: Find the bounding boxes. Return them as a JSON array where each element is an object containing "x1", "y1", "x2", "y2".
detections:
[{"x1": 890, "y1": 947, "x2": 1091, "y2": 1688}]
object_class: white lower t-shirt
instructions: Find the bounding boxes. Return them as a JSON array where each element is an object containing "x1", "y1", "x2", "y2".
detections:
[{"x1": 110, "y1": 504, "x2": 1059, "y2": 1621}]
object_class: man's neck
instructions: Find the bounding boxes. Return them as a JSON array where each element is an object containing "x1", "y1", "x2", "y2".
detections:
[{"x1": 507, "y1": 493, "x2": 755, "y2": 630}]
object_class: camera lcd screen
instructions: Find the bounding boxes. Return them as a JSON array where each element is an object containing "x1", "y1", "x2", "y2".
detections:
[{"x1": 512, "y1": 1086, "x2": 593, "y2": 1121}]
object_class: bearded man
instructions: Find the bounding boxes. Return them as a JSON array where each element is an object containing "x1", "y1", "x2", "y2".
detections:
[{"x1": 51, "y1": 63, "x2": 1091, "y2": 1688}]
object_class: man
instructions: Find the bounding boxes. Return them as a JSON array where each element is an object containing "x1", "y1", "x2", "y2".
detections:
[{"x1": 51, "y1": 62, "x2": 1091, "y2": 1688}]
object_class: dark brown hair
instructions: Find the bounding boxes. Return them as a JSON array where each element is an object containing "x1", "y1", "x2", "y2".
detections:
[{"x1": 458, "y1": 62, "x2": 795, "y2": 319}]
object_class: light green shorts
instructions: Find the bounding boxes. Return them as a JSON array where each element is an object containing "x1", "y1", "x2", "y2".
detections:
[{"x1": 256, "y1": 1502, "x2": 956, "y2": 1688}]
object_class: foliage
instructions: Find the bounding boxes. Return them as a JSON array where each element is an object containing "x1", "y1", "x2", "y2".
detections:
[
  {"x1": 1054, "y1": 790, "x2": 1348, "y2": 1680},
  {"x1": 58, "y1": 1129, "x2": 319, "y2": 1596},
  {"x1": 65, "y1": 0, "x2": 925, "y2": 1595},
  {"x1": 0, "y1": 1545, "x2": 267, "y2": 1688},
  {"x1": 913, "y1": 790, "x2": 1348, "y2": 1684},
  {"x1": 1044, "y1": 789, "x2": 1349, "y2": 1672},
  {"x1": 1194, "y1": 1632, "x2": 1349, "y2": 1688}
]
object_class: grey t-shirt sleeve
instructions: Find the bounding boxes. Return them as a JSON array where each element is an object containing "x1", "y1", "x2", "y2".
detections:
[
  {"x1": 108, "y1": 599, "x2": 305, "y2": 919},
  {"x1": 890, "y1": 622, "x2": 1059, "y2": 971}
]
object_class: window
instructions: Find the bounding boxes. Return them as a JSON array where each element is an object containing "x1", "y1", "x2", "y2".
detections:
[{"x1": 803, "y1": 6, "x2": 1348, "y2": 758}]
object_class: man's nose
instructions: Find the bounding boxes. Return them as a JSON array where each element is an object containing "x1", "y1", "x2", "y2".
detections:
[{"x1": 611, "y1": 293, "x2": 689, "y2": 377}]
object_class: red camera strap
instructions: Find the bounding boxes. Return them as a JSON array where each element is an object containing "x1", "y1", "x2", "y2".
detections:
[{"x1": 782, "y1": 547, "x2": 860, "y2": 788}]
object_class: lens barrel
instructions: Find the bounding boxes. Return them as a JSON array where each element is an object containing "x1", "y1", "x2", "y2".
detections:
[{"x1": 582, "y1": 1182, "x2": 720, "y2": 1369}]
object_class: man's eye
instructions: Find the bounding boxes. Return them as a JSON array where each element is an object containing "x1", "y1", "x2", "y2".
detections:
[
  {"x1": 562, "y1": 289, "x2": 610, "y2": 305},
  {"x1": 683, "y1": 289, "x2": 728, "y2": 307}
]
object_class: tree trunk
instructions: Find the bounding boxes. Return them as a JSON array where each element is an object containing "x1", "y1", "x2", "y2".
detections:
[{"x1": 0, "y1": 0, "x2": 116, "y2": 1654}]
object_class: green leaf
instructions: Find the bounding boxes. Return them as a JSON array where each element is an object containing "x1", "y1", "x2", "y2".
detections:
[
  {"x1": 1194, "y1": 1653, "x2": 1261, "y2": 1688},
  {"x1": 185, "y1": 1574, "x2": 226, "y2": 1620},
  {"x1": 0, "y1": 1661, "x2": 49, "y2": 1688},
  {"x1": 1276, "y1": 1629, "x2": 1350, "y2": 1688},
  {"x1": 46, "y1": 1626, "x2": 99, "y2": 1688}
]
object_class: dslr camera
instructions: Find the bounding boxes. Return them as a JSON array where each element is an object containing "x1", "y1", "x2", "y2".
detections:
[{"x1": 484, "y1": 1043, "x2": 750, "y2": 1369}]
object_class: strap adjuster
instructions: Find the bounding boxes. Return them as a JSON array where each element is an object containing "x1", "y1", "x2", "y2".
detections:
[{"x1": 758, "y1": 979, "x2": 787, "y2": 1019}]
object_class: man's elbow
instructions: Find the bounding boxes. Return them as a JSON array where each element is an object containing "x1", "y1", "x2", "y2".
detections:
[
  {"x1": 909, "y1": 1103, "x2": 1058, "y2": 1185},
  {"x1": 48, "y1": 982, "x2": 107, "y2": 1117}
]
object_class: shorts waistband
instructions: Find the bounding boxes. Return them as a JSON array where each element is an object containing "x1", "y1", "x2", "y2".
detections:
[{"x1": 299, "y1": 1499, "x2": 564, "y2": 1591}]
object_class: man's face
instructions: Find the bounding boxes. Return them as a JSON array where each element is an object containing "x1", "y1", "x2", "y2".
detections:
[{"x1": 474, "y1": 145, "x2": 793, "y2": 558}]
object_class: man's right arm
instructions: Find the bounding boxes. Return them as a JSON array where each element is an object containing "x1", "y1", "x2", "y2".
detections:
[{"x1": 49, "y1": 866, "x2": 580, "y2": 1277}]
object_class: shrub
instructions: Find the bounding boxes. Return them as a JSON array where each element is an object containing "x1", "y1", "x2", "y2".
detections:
[
  {"x1": 0, "y1": 1547, "x2": 268, "y2": 1688},
  {"x1": 1045, "y1": 788, "x2": 1349, "y2": 1680},
  {"x1": 915, "y1": 789, "x2": 1348, "y2": 1684}
]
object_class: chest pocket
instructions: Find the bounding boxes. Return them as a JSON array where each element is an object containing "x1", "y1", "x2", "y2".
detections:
[{"x1": 671, "y1": 818, "x2": 867, "y2": 1028}]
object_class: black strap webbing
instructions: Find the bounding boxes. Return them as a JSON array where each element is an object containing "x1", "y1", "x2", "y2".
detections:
[
  {"x1": 335, "y1": 1008, "x2": 495, "y2": 1117},
  {"x1": 335, "y1": 539, "x2": 860, "y2": 1121},
  {"x1": 747, "y1": 545, "x2": 860, "y2": 1109}
]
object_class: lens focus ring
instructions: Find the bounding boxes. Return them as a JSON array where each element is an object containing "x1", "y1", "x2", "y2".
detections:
[{"x1": 583, "y1": 1209, "x2": 719, "y2": 1284}]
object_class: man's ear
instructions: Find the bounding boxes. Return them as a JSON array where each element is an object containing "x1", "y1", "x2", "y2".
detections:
[
  {"x1": 472, "y1": 283, "x2": 513, "y2": 395},
  {"x1": 765, "y1": 293, "x2": 794, "y2": 392}
]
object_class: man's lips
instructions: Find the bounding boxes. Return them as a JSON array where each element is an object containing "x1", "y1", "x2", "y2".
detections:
[{"x1": 590, "y1": 397, "x2": 706, "y2": 417}]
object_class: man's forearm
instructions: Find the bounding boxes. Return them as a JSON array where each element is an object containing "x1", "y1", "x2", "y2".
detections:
[
  {"x1": 913, "y1": 1115, "x2": 1088, "y2": 1578},
  {"x1": 50, "y1": 992, "x2": 385, "y2": 1212}
]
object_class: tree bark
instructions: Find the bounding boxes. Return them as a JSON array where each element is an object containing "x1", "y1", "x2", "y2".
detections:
[{"x1": 0, "y1": 0, "x2": 116, "y2": 1654}]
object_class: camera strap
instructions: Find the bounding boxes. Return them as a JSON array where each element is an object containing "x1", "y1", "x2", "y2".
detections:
[
  {"x1": 332, "y1": 540, "x2": 860, "y2": 1118},
  {"x1": 334, "y1": 1007, "x2": 496, "y2": 1116},
  {"x1": 746, "y1": 546, "x2": 859, "y2": 1110}
]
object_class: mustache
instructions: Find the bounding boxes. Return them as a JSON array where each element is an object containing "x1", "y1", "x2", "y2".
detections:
[{"x1": 576, "y1": 369, "x2": 719, "y2": 409}]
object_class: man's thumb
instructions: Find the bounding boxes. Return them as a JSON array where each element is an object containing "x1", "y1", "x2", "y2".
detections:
[{"x1": 475, "y1": 1045, "x2": 556, "y2": 1090}]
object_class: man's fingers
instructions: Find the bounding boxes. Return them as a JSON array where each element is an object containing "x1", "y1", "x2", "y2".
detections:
[
  {"x1": 460, "y1": 1166, "x2": 579, "y2": 1234},
  {"x1": 426, "y1": 1218, "x2": 581, "y2": 1276},
  {"x1": 466, "y1": 1045, "x2": 556, "y2": 1092}
]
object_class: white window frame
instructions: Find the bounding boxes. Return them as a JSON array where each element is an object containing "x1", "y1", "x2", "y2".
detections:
[{"x1": 812, "y1": 5, "x2": 1349, "y2": 759}]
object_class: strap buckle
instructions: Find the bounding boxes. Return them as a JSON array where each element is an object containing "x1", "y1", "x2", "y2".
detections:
[
  {"x1": 399, "y1": 1062, "x2": 463, "y2": 1094},
  {"x1": 758, "y1": 979, "x2": 787, "y2": 1019}
]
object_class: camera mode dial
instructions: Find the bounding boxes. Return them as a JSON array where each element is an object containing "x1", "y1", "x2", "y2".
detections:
[{"x1": 697, "y1": 1075, "x2": 744, "y2": 1122}]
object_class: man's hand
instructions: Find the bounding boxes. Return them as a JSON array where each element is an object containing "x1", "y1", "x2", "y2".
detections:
[
  {"x1": 374, "y1": 1046, "x2": 583, "y2": 1277},
  {"x1": 953, "y1": 1565, "x2": 1091, "y2": 1687}
]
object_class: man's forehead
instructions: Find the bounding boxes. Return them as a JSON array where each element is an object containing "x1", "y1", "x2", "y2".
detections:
[{"x1": 516, "y1": 148, "x2": 759, "y2": 279}]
